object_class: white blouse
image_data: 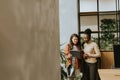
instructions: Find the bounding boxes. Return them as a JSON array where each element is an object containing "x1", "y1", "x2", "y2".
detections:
[
  {"x1": 72, "y1": 45, "x2": 79, "y2": 51},
  {"x1": 83, "y1": 41, "x2": 101, "y2": 63}
]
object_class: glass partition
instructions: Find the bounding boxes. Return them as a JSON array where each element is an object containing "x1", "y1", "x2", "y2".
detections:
[{"x1": 79, "y1": 0, "x2": 120, "y2": 51}]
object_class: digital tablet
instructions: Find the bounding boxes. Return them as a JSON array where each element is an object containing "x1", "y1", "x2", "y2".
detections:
[{"x1": 70, "y1": 51, "x2": 81, "y2": 59}]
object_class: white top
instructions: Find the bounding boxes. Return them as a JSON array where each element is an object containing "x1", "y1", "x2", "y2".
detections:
[
  {"x1": 72, "y1": 45, "x2": 79, "y2": 51},
  {"x1": 83, "y1": 41, "x2": 101, "y2": 63}
]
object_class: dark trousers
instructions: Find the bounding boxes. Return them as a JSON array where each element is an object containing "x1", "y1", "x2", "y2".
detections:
[{"x1": 84, "y1": 62, "x2": 97, "y2": 80}]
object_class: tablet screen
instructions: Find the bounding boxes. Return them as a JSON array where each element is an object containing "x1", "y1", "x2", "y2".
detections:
[{"x1": 70, "y1": 51, "x2": 81, "y2": 59}]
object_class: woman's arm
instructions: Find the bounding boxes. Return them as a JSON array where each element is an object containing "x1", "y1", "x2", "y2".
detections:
[
  {"x1": 64, "y1": 44, "x2": 72, "y2": 59},
  {"x1": 88, "y1": 43, "x2": 101, "y2": 58}
]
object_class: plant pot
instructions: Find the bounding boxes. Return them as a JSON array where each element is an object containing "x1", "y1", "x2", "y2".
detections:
[{"x1": 113, "y1": 45, "x2": 120, "y2": 68}]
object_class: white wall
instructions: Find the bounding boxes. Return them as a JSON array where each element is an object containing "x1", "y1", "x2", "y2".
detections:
[{"x1": 59, "y1": 0, "x2": 78, "y2": 48}]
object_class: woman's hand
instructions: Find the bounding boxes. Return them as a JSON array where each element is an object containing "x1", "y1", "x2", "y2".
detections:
[
  {"x1": 67, "y1": 53, "x2": 72, "y2": 59},
  {"x1": 83, "y1": 53, "x2": 89, "y2": 59},
  {"x1": 65, "y1": 53, "x2": 72, "y2": 59}
]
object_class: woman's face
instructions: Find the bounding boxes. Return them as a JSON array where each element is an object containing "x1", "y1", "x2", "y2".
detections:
[
  {"x1": 72, "y1": 36, "x2": 78, "y2": 45},
  {"x1": 83, "y1": 34, "x2": 89, "y2": 43}
]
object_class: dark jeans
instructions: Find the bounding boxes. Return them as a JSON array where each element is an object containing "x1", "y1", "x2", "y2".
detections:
[{"x1": 84, "y1": 62, "x2": 98, "y2": 80}]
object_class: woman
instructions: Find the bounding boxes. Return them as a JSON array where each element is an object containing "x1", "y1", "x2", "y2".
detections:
[
  {"x1": 64, "y1": 33, "x2": 83, "y2": 80},
  {"x1": 83, "y1": 28, "x2": 101, "y2": 80}
]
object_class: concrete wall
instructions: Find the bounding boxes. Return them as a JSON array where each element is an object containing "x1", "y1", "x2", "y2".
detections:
[{"x1": 0, "y1": 0, "x2": 60, "y2": 80}]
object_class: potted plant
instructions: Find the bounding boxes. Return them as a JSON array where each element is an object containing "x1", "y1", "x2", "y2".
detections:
[
  {"x1": 100, "y1": 19, "x2": 120, "y2": 67},
  {"x1": 100, "y1": 19, "x2": 116, "y2": 51}
]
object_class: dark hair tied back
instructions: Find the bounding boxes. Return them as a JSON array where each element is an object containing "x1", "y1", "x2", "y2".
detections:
[
  {"x1": 84, "y1": 28, "x2": 92, "y2": 35},
  {"x1": 84, "y1": 28, "x2": 92, "y2": 39}
]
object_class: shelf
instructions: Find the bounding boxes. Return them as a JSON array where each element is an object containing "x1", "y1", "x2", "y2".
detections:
[
  {"x1": 79, "y1": 12, "x2": 98, "y2": 16},
  {"x1": 79, "y1": 31, "x2": 120, "y2": 34},
  {"x1": 79, "y1": 11, "x2": 120, "y2": 16},
  {"x1": 79, "y1": 31, "x2": 99, "y2": 34}
]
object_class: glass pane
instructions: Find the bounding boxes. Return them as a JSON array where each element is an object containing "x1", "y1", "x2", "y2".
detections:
[
  {"x1": 99, "y1": 15, "x2": 116, "y2": 25},
  {"x1": 80, "y1": 0, "x2": 97, "y2": 12},
  {"x1": 80, "y1": 16, "x2": 98, "y2": 31},
  {"x1": 99, "y1": 14, "x2": 116, "y2": 51},
  {"x1": 81, "y1": 33, "x2": 99, "y2": 46},
  {"x1": 99, "y1": 0, "x2": 116, "y2": 11},
  {"x1": 119, "y1": 0, "x2": 120, "y2": 11}
]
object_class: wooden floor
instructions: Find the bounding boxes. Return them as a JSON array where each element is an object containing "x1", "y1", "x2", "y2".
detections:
[{"x1": 98, "y1": 69, "x2": 120, "y2": 80}]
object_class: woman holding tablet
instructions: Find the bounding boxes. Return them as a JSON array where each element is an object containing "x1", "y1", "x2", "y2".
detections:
[{"x1": 64, "y1": 33, "x2": 83, "y2": 80}]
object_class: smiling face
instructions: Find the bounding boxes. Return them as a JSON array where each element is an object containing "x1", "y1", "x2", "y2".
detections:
[
  {"x1": 72, "y1": 36, "x2": 78, "y2": 45},
  {"x1": 83, "y1": 34, "x2": 90, "y2": 43}
]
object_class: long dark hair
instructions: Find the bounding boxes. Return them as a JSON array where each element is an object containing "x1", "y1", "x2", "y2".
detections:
[{"x1": 69, "y1": 33, "x2": 81, "y2": 50}]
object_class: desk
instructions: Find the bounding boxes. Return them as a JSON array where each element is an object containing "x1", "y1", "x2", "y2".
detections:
[{"x1": 98, "y1": 69, "x2": 120, "y2": 80}]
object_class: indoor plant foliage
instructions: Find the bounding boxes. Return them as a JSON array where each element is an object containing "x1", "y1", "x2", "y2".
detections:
[
  {"x1": 60, "y1": 44, "x2": 67, "y2": 80},
  {"x1": 60, "y1": 48, "x2": 67, "y2": 80},
  {"x1": 60, "y1": 48, "x2": 75, "y2": 80},
  {"x1": 60, "y1": 44, "x2": 81, "y2": 80},
  {"x1": 100, "y1": 19, "x2": 116, "y2": 50}
]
